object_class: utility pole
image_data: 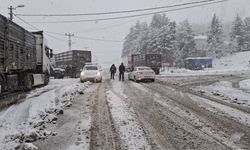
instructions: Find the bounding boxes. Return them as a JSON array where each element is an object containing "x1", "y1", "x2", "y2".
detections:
[
  {"x1": 8, "y1": 6, "x2": 13, "y2": 21},
  {"x1": 8, "y1": 5, "x2": 25, "y2": 21},
  {"x1": 65, "y1": 33, "x2": 74, "y2": 51}
]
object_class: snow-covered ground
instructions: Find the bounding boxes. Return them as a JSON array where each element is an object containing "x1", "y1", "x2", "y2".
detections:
[
  {"x1": 193, "y1": 81, "x2": 250, "y2": 107},
  {"x1": 0, "y1": 79, "x2": 91, "y2": 150},
  {"x1": 160, "y1": 51, "x2": 250, "y2": 76},
  {"x1": 239, "y1": 79, "x2": 250, "y2": 92},
  {"x1": 107, "y1": 81, "x2": 151, "y2": 150}
]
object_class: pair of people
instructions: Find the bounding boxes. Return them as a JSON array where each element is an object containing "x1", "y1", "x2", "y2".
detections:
[{"x1": 110, "y1": 63, "x2": 125, "y2": 81}]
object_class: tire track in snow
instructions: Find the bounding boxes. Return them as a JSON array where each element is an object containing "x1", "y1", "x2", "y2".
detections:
[{"x1": 106, "y1": 89, "x2": 151, "y2": 150}]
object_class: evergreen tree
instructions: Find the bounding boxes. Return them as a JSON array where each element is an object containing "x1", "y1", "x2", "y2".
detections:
[
  {"x1": 243, "y1": 17, "x2": 250, "y2": 51},
  {"x1": 230, "y1": 14, "x2": 245, "y2": 52},
  {"x1": 175, "y1": 19, "x2": 196, "y2": 67},
  {"x1": 122, "y1": 21, "x2": 149, "y2": 57},
  {"x1": 207, "y1": 14, "x2": 224, "y2": 57},
  {"x1": 122, "y1": 25, "x2": 135, "y2": 57},
  {"x1": 147, "y1": 14, "x2": 176, "y2": 65}
]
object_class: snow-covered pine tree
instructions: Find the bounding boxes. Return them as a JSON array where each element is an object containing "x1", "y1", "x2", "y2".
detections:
[
  {"x1": 122, "y1": 25, "x2": 135, "y2": 57},
  {"x1": 175, "y1": 19, "x2": 196, "y2": 67},
  {"x1": 243, "y1": 17, "x2": 250, "y2": 51},
  {"x1": 147, "y1": 14, "x2": 176, "y2": 65},
  {"x1": 207, "y1": 14, "x2": 224, "y2": 57},
  {"x1": 134, "y1": 22, "x2": 149, "y2": 54},
  {"x1": 230, "y1": 14, "x2": 245, "y2": 52},
  {"x1": 122, "y1": 21, "x2": 149, "y2": 57}
]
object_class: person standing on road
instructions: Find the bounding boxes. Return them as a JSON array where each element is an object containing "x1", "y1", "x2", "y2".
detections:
[
  {"x1": 110, "y1": 64, "x2": 116, "y2": 80},
  {"x1": 119, "y1": 62, "x2": 126, "y2": 81}
]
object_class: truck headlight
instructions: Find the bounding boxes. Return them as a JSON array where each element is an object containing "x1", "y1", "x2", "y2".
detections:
[
  {"x1": 97, "y1": 72, "x2": 100, "y2": 76},
  {"x1": 81, "y1": 71, "x2": 84, "y2": 76}
]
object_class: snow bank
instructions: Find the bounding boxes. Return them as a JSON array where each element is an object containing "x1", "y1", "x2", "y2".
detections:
[
  {"x1": 0, "y1": 79, "x2": 92, "y2": 149},
  {"x1": 239, "y1": 79, "x2": 250, "y2": 90},
  {"x1": 213, "y1": 51, "x2": 250, "y2": 71},
  {"x1": 160, "y1": 51, "x2": 250, "y2": 76},
  {"x1": 193, "y1": 81, "x2": 250, "y2": 107},
  {"x1": 188, "y1": 94, "x2": 250, "y2": 127}
]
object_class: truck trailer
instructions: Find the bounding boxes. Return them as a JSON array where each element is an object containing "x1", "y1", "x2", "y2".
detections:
[
  {"x1": 55, "y1": 50, "x2": 91, "y2": 78},
  {"x1": 185, "y1": 57, "x2": 212, "y2": 70},
  {"x1": 131, "y1": 54, "x2": 162, "y2": 74},
  {"x1": 0, "y1": 14, "x2": 52, "y2": 94}
]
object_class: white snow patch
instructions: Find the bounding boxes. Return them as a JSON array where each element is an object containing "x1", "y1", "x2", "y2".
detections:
[
  {"x1": 160, "y1": 51, "x2": 250, "y2": 76},
  {"x1": 21, "y1": 142, "x2": 38, "y2": 150},
  {"x1": 188, "y1": 94, "x2": 250, "y2": 127},
  {"x1": 0, "y1": 78, "x2": 92, "y2": 149},
  {"x1": 106, "y1": 90, "x2": 151, "y2": 150},
  {"x1": 213, "y1": 51, "x2": 250, "y2": 71},
  {"x1": 239, "y1": 79, "x2": 250, "y2": 91},
  {"x1": 194, "y1": 81, "x2": 250, "y2": 107}
]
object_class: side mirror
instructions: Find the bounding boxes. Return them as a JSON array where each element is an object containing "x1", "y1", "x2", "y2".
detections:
[
  {"x1": 50, "y1": 49, "x2": 53, "y2": 58},
  {"x1": 80, "y1": 69, "x2": 83, "y2": 72}
]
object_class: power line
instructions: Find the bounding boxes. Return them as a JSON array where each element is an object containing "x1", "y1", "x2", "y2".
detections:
[
  {"x1": 45, "y1": 31, "x2": 124, "y2": 43},
  {"x1": 74, "y1": 35, "x2": 123, "y2": 43},
  {"x1": 13, "y1": 14, "x2": 67, "y2": 42},
  {"x1": 19, "y1": 0, "x2": 228, "y2": 24},
  {"x1": 15, "y1": 0, "x2": 221, "y2": 17}
]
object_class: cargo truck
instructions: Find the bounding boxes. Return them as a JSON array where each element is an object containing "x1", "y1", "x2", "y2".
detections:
[
  {"x1": 185, "y1": 57, "x2": 212, "y2": 70},
  {"x1": 131, "y1": 54, "x2": 162, "y2": 74},
  {"x1": 55, "y1": 50, "x2": 91, "y2": 78},
  {"x1": 0, "y1": 14, "x2": 53, "y2": 94}
]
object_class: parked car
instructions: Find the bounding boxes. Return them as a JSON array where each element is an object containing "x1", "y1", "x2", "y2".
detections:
[
  {"x1": 128, "y1": 66, "x2": 155, "y2": 82},
  {"x1": 80, "y1": 65, "x2": 102, "y2": 83},
  {"x1": 53, "y1": 68, "x2": 65, "y2": 79}
]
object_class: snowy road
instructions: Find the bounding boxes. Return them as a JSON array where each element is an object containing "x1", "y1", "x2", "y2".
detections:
[{"x1": 0, "y1": 72, "x2": 250, "y2": 149}]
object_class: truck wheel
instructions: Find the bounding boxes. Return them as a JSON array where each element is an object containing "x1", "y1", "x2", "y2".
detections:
[
  {"x1": 44, "y1": 73, "x2": 50, "y2": 85},
  {"x1": 0, "y1": 76, "x2": 5, "y2": 94},
  {"x1": 25, "y1": 74, "x2": 33, "y2": 91}
]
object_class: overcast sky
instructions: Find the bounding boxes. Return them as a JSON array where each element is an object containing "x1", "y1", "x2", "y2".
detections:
[{"x1": 0, "y1": 0, "x2": 250, "y2": 66}]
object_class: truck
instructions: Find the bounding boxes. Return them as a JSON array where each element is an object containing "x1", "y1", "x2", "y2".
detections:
[
  {"x1": 185, "y1": 57, "x2": 212, "y2": 70},
  {"x1": 122, "y1": 55, "x2": 132, "y2": 72},
  {"x1": 55, "y1": 50, "x2": 91, "y2": 78},
  {"x1": 0, "y1": 14, "x2": 53, "y2": 94},
  {"x1": 131, "y1": 54, "x2": 162, "y2": 74}
]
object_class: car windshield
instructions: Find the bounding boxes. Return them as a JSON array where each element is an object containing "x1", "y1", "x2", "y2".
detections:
[
  {"x1": 137, "y1": 67, "x2": 151, "y2": 71},
  {"x1": 85, "y1": 66, "x2": 98, "y2": 70}
]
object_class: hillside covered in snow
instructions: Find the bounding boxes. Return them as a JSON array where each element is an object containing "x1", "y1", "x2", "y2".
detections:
[
  {"x1": 213, "y1": 51, "x2": 250, "y2": 71},
  {"x1": 160, "y1": 51, "x2": 250, "y2": 76}
]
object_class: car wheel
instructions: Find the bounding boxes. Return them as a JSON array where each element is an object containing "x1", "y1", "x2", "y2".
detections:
[
  {"x1": 152, "y1": 79, "x2": 155, "y2": 82},
  {"x1": 134, "y1": 76, "x2": 139, "y2": 83}
]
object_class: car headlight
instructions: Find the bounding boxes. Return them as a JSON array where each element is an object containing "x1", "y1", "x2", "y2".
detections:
[
  {"x1": 97, "y1": 72, "x2": 100, "y2": 76},
  {"x1": 81, "y1": 71, "x2": 84, "y2": 76}
]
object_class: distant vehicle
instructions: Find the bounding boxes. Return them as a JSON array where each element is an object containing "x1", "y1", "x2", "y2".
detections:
[
  {"x1": 53, "y1": 68, "x2": 65, "y2": 79},
  {"x1": 128, "y1": 66, "x2": 155, "y2": 82},
  {"x1": 80, "y1": 65, "x2": 102, "y2": 83},
  {"x1": 122, "y1": 55, "x2": 133, "y2": 72},
  {"x1": 131, "y1": 54, "x2": 162, "y2": 74},
  {"x1": 0, "y1": 14, "x2": 53, "y2": 94},
  {"x1": 185, "y1": 57, "x2": 212, "y2": 70},
  {"x1": 55, "y1": 50, "x2": 91, "y2": 78}
]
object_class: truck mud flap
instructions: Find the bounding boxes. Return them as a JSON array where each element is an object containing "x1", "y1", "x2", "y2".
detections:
[{"x1": 32, "y1": 74, "x2": 45, "y2": 87}]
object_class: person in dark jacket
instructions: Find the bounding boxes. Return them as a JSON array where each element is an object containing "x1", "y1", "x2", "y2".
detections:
[
  {"x1": 119, "y1": 63, "x2": 126, "y2": 81},
  {"x1": 110, "y1": 64, "x2": 116, "y2": 80}
]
